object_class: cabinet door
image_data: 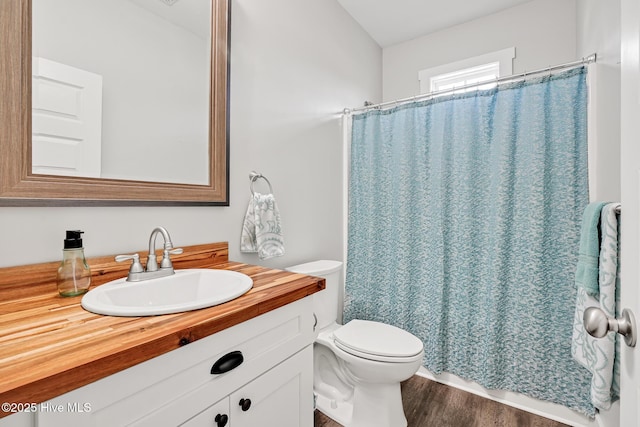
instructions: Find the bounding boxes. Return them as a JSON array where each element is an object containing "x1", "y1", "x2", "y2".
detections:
[
  {"x1": 230, "y1": 346, "x2": 313, "y2": 427},
  {"x1": 0, "y1": 412, "x2": 32, "y2": 427},
  {"x1": 180, "y1": 397, "x2": 229, "y2": 427}
]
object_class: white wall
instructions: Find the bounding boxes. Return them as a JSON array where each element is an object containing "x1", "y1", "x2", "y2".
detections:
[
  {"x1": 33, "y1": 0, "x2": 210, "y2": 184},
  {"x1": 0, "y1": 0, "x2": 381, "y2": 270},
  {"x1": 382, "y1": 0, "x2": 576, "y2": 101},
  {"x1": 577, "y1": 0, "x2": 622, "y2": 204}
]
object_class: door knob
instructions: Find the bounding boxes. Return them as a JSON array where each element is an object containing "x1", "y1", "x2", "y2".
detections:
[
  {"x1": 239, "y1": 398, "x2": 251, "y2": 411},
  {"x1": 214, "y1": 413, "x2": 228, "y2": 427},
  {"x1": 583, "y1": 307, "x2": 637, "y2": 347}
]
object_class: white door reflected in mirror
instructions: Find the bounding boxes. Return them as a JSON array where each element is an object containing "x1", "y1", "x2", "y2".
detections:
[
  {"x1": 32, "y1": 57, "x2": 103, "y2": 178},
  {"x1": 31, "y1": 0, "x2": 211, "y2": 185}
]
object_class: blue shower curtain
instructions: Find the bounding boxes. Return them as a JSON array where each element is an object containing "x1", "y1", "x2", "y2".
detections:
[{"x1": 344, "y1": 67, "x2": 594, "y2": 416}]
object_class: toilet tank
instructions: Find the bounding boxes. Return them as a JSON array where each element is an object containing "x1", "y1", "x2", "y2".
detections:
[{"x1": 285, "y1": 260, "x2": 343, "y2": 331}]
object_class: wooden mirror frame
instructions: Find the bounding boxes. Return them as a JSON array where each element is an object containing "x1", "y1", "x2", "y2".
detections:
[{"x1": 0, "y1": 0, "x2": 229, "y2": 206}]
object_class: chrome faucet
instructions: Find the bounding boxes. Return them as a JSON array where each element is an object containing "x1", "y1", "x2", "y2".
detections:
[{"x1": 115, "y1": 226, "x2": 184, "y2": 282}]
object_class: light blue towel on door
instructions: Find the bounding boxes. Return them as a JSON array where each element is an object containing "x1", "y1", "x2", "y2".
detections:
[
  {"x1": 574, "y1": 202, "x2": 607, "y2": 296},
  {"x1": 240, "y1": 192, "x2": 285, "y2": 260},
  {"x1": 571, "y1": 202, "x2": 620, "y2": 409}
]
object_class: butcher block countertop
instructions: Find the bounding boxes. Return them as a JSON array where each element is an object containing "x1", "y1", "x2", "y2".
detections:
[{"x1": 0, "y1": 242, "x2": 324, "y2": 417}]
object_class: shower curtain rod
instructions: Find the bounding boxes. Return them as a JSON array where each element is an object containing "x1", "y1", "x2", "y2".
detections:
[{"x1": 344, "y1": 53, "x2": 597, "y2": 115}]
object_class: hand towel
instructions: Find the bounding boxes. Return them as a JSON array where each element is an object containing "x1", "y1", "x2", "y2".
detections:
[
  {"x1": 571, "y1": 202, "x2": 620, "y2": 409},
  {"x1": 574, "y1": 201, "x2": 607, "y2": 296},
  {"x1": 240, "y1": 192, "x2": 285, "y2": 260}
]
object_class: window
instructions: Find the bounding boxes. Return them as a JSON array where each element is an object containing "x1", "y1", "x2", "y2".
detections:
[
  {"x1": 418, "y1": 47, "x2": 515, "y2": 95},
  {"x1": 430, "y1": 62, "x2": 499, "y2": 93}
]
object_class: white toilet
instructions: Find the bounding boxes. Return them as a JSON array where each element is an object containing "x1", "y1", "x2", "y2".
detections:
[{"x1": 286, "y1": 260, "x2": 424, "y2": 427}]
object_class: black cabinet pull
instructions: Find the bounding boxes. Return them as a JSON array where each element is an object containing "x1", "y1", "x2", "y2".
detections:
[
  {"x1": 210, "y1": 351, "x2": 244, "y2": 374},
  {"x1": 239, "y1": 398, "x2": 251, "y2": 412},
  {"x1": 214, "y1": 413, "x2": 228, "y2": 427}
]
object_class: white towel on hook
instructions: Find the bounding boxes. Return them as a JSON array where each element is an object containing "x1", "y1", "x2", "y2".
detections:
[
  {"x1": 571, "y1": 202, "x2": 620, "y2": 409},
  {"x1": 240, "y1": 192, "x2": 285, "y2": 260}
]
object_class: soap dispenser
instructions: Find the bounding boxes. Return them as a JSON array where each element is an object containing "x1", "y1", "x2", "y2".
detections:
[{"x1": 57, "y1": 230, "x2": 91, "y2": 297}]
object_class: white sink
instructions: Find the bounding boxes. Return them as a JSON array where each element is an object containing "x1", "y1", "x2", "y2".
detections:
[{"x1": 81, "y1": 269, "x2": 253, "y2": 317}]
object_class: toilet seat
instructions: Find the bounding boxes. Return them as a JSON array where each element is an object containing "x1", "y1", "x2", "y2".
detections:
[{"x1": 332, "y1": 320, "x2": 424, "y2": 363}]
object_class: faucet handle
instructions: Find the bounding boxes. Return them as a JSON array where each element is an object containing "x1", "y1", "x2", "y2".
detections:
[
  {"x1": 160, "y1": 247, "x2": 183, "y2": 269},
  {"x1": 115, "y1": 253, "x2": 144, "y2": 273}
]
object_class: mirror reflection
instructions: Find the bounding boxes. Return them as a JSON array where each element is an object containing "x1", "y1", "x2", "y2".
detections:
[{"x1": 31, "y1": 0, "x2": 211, "y2": 185}]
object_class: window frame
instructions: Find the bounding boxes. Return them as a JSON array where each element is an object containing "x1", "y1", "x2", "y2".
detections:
[{"x1": 418, "y1": 47, "x2": 515, "y2": 94}]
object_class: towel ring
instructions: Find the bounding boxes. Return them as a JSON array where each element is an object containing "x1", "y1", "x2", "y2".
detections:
[{"x1": 249, "y1": 171, "x2": 273, "y2": 195}]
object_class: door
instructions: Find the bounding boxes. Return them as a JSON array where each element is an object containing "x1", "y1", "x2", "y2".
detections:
[
  {"x1": 620, "y1": 0, "x2": 640, "y2": 425},
  {"x1": 32, "y1": 57, "x2": 103, "y2": 178},
  {"x1": 231, "y1": 346, "x2": 313, "y2": 427},
  {"x1": 180, "y1": 397, "x2": 229, "y2": 427}
]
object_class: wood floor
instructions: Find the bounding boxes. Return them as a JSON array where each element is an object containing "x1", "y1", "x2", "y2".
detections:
[{"x1": 314, "y1": 375, "x2": 569, "y2": 427}]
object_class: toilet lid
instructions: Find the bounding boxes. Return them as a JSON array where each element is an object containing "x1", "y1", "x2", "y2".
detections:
[{"x1": 333, "y1": 320, "x2": 423, "y2": 359}]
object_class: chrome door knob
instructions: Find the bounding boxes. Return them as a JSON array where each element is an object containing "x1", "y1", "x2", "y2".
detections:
[{"x1": 583, "y1": 307, "x2": 637, "y2": 347}]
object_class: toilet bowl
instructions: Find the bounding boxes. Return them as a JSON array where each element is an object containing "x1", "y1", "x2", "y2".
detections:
[{"x1": 286, "y1": 261, "x2": 424, "y2": 427}]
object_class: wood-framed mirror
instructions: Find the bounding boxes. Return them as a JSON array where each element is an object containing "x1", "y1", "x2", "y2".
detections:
[{"x1": 0, "y1": 0, "x2": 229, "y2": 206}]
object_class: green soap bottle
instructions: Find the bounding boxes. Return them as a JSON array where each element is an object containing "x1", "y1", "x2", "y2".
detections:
[{"x1": 57, "y1": 230, "x2": 91, "y2": 297}]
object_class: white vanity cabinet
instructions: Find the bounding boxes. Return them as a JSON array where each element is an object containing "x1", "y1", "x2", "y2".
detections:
[
  {"x1": 0, "y1": 413, "x2": 30, "y2": 427},
  {"x1": 32, "y1": 297, "x2": 314, "y2": 427},
  {"x1": 182, "y1": 346, "x2": 311, "y2": 427},
  {"x1": 181, "y1": 397, "x2": 229, "y2": 427},
  {"x1": 228, "y1": 346, "x2": 311, "y2": 427}
]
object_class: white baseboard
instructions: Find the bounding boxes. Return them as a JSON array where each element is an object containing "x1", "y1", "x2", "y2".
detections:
[{"x1": 415, "y1": 367, "x2": 611, "y2": 427}]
